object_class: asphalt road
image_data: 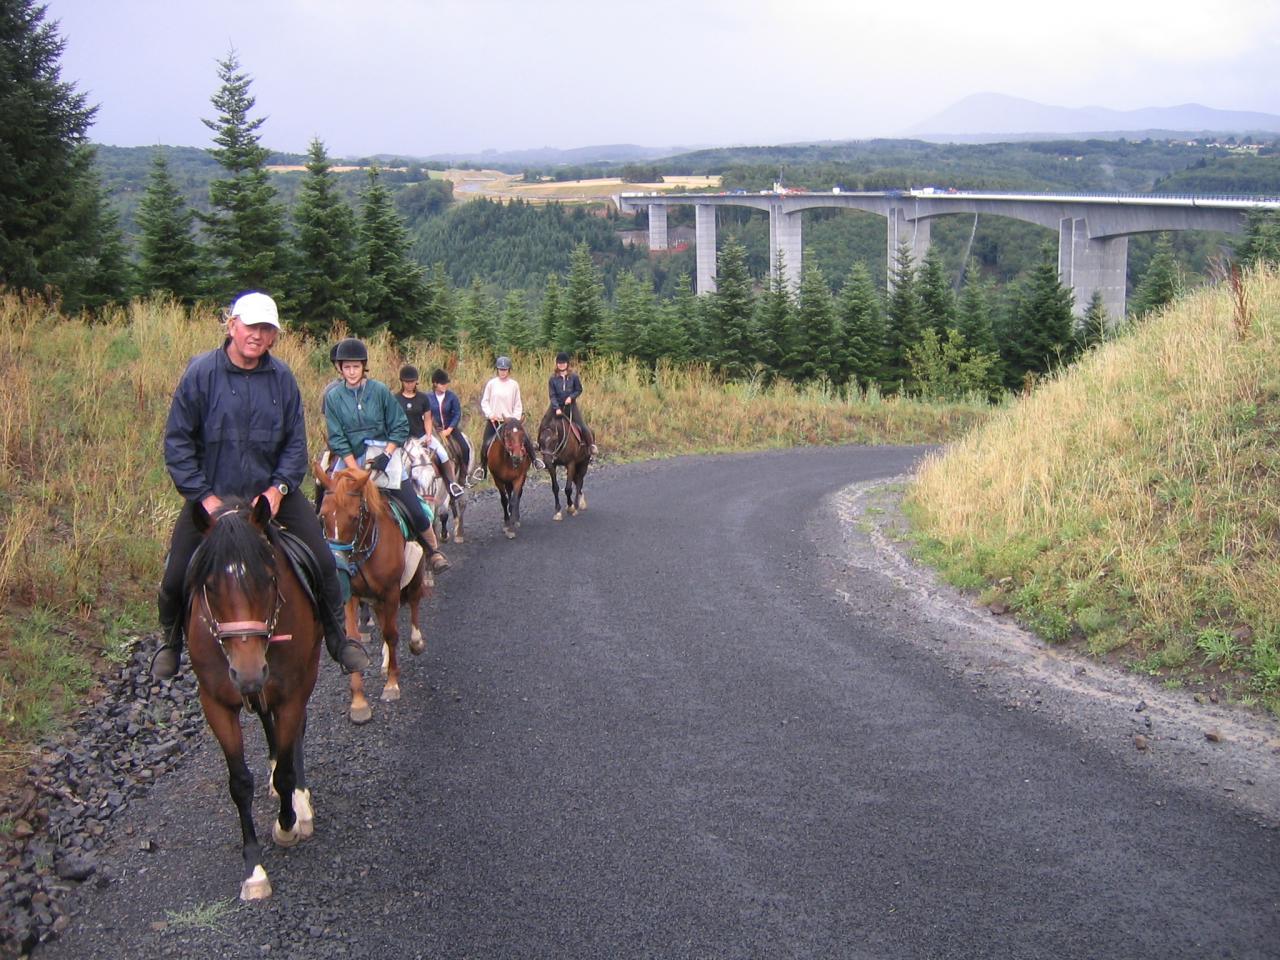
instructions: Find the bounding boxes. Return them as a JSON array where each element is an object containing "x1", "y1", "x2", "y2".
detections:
[{"x1": 42, "y1": 447, "x2": 1280, "y2": 959}]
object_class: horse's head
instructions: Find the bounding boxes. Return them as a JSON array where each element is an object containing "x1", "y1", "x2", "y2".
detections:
[
  {"x1": 538, "y1": 418, "x2": 563, "y2": 460},
  {"x1": 189, "y1": 496, "x2": 280, "y2": 696},
  {"x1": 315, "y1": 465, "x2": 386, "y2": 546},
  {"x1": 500, "y1": 419, "x2": 526, "y2": 464}
]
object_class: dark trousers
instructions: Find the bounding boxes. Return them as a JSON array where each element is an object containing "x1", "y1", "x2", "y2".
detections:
[
  {"x1": 158, "y1": 492, "x2": 346, "y2": 643},
  {"x1": 385, "y1": 477, "x2": 433, "y2": 540}
]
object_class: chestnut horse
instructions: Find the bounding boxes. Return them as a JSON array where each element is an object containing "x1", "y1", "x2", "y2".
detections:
[
  {"x1": 486, "y1": 418, "x2": 532, "y2": 539},
  {"x1": 184, "y1": 497, "x2": 322, "y2": 901},
  {"x1": 313, "y1": 465, "x2": 429, "y2": 724},
  {"x1": 538, "y1": 412, "x2": 591, "y2": 521}
]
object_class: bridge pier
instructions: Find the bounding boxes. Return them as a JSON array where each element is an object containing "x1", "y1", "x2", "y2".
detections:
[
  {"x1": 768, "y1": 205, "x2": 803, "y2": 289},
  {"x1": 695, "y1": 204, "x2": 717, "y2": 294},
  {"x1": 887, "y1": 207, "x2": 931, "y2": 289},
  {"x1": 647, "y1": 203, "x2": 668, "y2": 251},
  {"x1": 1058, "y1": 218, "x2": 1127, "y2": 321}
]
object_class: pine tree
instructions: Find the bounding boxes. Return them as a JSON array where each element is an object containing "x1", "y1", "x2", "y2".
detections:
[
  {"x1": 884, "y1": 242, "x2": 924, "y2": 390},
  {"x1": 790, "y1": 262, "x2": 839, "y2": 384},
  {"x1": 1004, "y1": 246, "x2": 1077, "y2": 383},
  {"x1": 918, "y1": 246, "x2": 956, "y2": 335},
  {"x1": 358, "y1": 165, "x2": 428, "y2": 339},
  {"x1": 201, "y1": 50, "x2": 289, "y2": 302},
  {"x1": 538, "y1": 273, "x2": 562, "y2": 347},
  {"x1": 753, "y1": 250, "x2": 796, "y2": 380},
  {"x1": 1237, "y1": 211, "x2": 1280, "y2": 268},
  {"x1": 640, "y1": 292, "x2": 692, "y2": 367},
  {"x1": 136, "y1": 152, "x2": 202, "y2": 305},
  {"x1": 560, "y1": 243, "x2": 605, "y2": 356},
  {"x1": 0, "y1": 1, "x2": 126, "y2": 312},
  {"x1": 1130, "y1": 233, "x2": 1181, "y2": 318},
  {"x1": 1077, "y1": 290, "x2": 1110, "y2": 350},
  {"x1": 706, "y1": 237, "x2": 756, "y2": 379},
  {"x1": 955, "y1": 259, "x2": 999, "y2": 357},
  {"x1": 669, "y1": 273, "x2": 705, "y2": 362},
  {"x1": 836, "y1": 262, "x2": 886, "y2": 391},
  {"x1": 603, "y1": 271, "x2": 652, "y2": 358},
  {"x1": 425, "y1": 262, "x2": 458, "y2": 350},
  {"x1": 498, "y1": 290, "x2": 535, "y2": 354},
  {"x1": 464, "y1": 278, "x2": 498, "y2": 353},
  {"x1": 290, "y1": 139, "x2": 362, "y2": 338}
]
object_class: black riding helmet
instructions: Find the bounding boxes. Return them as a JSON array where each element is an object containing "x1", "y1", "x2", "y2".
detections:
[
  {"x1": 431, "y1": 368, "x2": 450, "y2": 385},
  {"x1": 332, "y1": 337, "x2": 368, "y2": 365},
  {"x1": 399, "y1": 364, "x2": 419, "y2": 382},
  {"x1": 555, "y1": 351, "x2": 570, "y2": 364}
]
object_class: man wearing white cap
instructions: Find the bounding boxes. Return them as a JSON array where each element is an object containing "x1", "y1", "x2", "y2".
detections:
[{"x1": 152, "y1": 291, "x2": 370, "y2": 679}]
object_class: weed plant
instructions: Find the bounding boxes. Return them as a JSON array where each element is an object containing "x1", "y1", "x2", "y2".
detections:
[{"x1": 906, "y1": 266, "x2": 1280, "y2": 709}]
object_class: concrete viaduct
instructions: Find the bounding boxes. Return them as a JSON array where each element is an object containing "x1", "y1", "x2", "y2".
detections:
[{"x1": 616, "y1": 190, "x2": 1280, "y2": 319}]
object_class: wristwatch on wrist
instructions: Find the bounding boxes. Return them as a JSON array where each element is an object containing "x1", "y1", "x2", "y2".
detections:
[{"x1": 275, "y1": 482, "x2": 289, "y2": 496}]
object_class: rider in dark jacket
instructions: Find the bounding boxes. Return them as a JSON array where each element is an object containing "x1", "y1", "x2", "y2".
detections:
[
  {"x1": 543, "y1": 351, "x2": 596, "y2": 456},
  {"x1": 153, "y1": 292, "x2": 369, "y2": 680}
]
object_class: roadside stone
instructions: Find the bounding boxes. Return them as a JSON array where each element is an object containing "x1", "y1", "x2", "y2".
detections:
[
  {"x1": 1205, "y1": 729, "x2": 1223, "y2": 743},
  {"x1": 1134, "y1": 734, "x2": 1150, "y2": 751},
  {"x1": 55, "y1": 853, "x2": 96, "y2": 882}
]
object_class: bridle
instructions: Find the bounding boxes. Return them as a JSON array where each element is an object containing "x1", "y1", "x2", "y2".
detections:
[
  {"x1": 322, "y1": 484, "x2": 379, "y2": 569},
  {"x1": 498, "y1": 420, "x2": 526, "y2": 464},
  {"x1": 541, "y1": 417, "x2": 569, "y2": 460},
  {"x1": 194, "y1": 579, "x2": 290, "y2": 655}
]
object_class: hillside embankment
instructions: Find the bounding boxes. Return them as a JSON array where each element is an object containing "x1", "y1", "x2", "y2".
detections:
[{"x1": 907, "y1": 266, "x2": 1280, "y2": 712}]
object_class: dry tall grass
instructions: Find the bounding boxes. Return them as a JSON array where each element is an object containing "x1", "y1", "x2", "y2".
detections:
[
  {"x1": 0, "y1": 294, "x2": 986, "y2": 751},
  {"x1": 907, "y1": 267, "x2": 1280, "y2": 706}
]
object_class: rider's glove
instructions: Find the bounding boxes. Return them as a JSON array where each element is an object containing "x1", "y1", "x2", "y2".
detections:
[{"x1": 367, "y1": 453, "x2": 391, "y2": 473}]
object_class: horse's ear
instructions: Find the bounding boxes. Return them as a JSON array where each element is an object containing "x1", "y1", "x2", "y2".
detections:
[
  {"x1": 192, "y1": 500, "x2": 212, "y2": 533},
  {"x1": 312, "y1": 457, "x2": 332, "y2": 490},
  {"x1": 251, "y1": 494, "x2": 273, "y2": 529}
]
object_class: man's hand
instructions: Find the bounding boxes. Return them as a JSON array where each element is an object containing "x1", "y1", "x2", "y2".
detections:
[
  {"x1": 440, "y1": 427, "x2": 453, "y2": 439},
  {"x1": 260, "y1": 486, "x2": 283, "y2": 516},
  {"x1": 367, "y1": 452, "x2": 391, "y2": 473},
  {"x1": 565, "y1": 396, "x2": 574, "y2": 405},
  {"x1": 200, "y1": 494, "x2": 224, "y2": 515}
]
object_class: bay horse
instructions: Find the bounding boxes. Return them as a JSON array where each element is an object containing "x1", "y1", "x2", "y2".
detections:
[
  {"x1": 313, "y1": 464, "x2": 429, "y2": 725},
  {"x1": 486, "y1": 418, "x2": 532, "y2": 540},
  {"x1": 184, "y1": 496, "x2": 322, "y2": 901},
  {"x1": 538, "y1": 413, "x2": 590, "y2": 521}
]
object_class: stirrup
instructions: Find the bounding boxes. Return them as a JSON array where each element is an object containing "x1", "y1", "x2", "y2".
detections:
[
  {"x1": 470, "y1": 467, "x2": 486, "y2": 482},
  {"x1": 448, "y1": 482, "x2": 465, "y2": 498}
]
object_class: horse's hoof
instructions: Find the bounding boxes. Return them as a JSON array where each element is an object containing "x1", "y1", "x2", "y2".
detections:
[
  {"x1": 553, "y1": 512, "x2": 563, "y2": 521},
  {"x1": 504, "y1": 529, "x2": 516, "y2": 540},
  {"x1": 453, "y1": 535, "x2": 464, "y2": 544},
  {"x1": 273, "y1": 819, "x2": 301, "y2": 847},
  {"x1": 579, "y1": 496, "x2": 587, "y2": 511},
  {"x1": 240, "y1": 865, "x2": 272, "y2": 901},
  {"x1": 349, "y1": 703, "x2": 372, "y2": 725},
  {"x1": 381, "y1": 683, "x2": 401, "y2": 702},
  {"x1": 567, "y1": 506, "x2": 577, "y2": 517},
  {"x1": 409, "y1": 634, "x2": 426, "y2": 656}
]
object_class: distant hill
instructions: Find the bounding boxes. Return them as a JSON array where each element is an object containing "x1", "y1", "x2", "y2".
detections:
[
  {"x1": 908, "y1": 93, "x2": 1280, "y2": 142},
  {"x1": 422, "y1": 143, "x2": 703, "y2": 169}
]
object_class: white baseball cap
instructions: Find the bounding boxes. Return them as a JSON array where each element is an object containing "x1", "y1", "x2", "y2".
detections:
[{"x1": 230, "y1": 292, "x2": 281, "y2": 329}]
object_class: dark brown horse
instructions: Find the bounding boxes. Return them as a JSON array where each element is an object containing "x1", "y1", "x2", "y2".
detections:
[
  {"x1": 313, "y1": 465, "x2": 429, "y2": 724},
  {"x1": 184, "y1": 497, "x2": 323, "y2": 900},
  {"x1": 486, "y1": 418, "x2": 532, "y2": 539},
  {"x1": 538, "y1": 412, "x2": 590, "y2": 521}
]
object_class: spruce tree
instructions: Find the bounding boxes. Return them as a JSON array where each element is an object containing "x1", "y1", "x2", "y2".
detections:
[
  {"x1": 538, "y1": 273, "x2": 562, "y2": 347},
  {"x1": 955, "y1": 260, "x2": 999, "y2": 357},
  {"x1": 425, "y1": 262, "x2": 458, "y2": 350},
  {"x1": 136, "y1": 152, "x2": 202, "y2": 305},
  {"x1": 1237, "y1": 211, "x2": 1280, "y2": 268},
  {"x1": 641, "y1": 293, "x2": 692, "y2": 367},
  {"x1": 464, "y1": 278, "x2": 499, "y2": 353},
  {"x1": 791, "y1": 262, "x2": 839, "y2": 384},
  {"x1": 706, "y1": 237, "x2": 756, "y2": 379},
  {"x1": 1130, "y1": 233, "x2": 1181, "y2": 318},
  {"x1": 1077, "y1": 290, "x2": 1109, "y2": 350},
  {"x1": 358, "y1": 165, "x2": 428, "y2": 339},
  {"x1": 201, "y1": 50, "x2": 289, "y2": 301},
  {"x1": 1004, "y1": 246, "x2": 1076, "y2": 382},
  {"x1": 603, "y1": 271, "x2": 652, "y2": 358},
  {"x1": 918, "y1": 246, "x2": 956, "y2": 335},
  {"x1": 0, "y1": 1, "x2": 126, "y2": 312},
  {"x1": 498, "y1": 289, "x2": 535, "y2": 354},
  {"x1": 669, "y1": 273, "x2": 705, "y2": 362},
  {"x1": 753, "y1": 250, "x2": 796, "y2": 380},
  {"x1": 836, "y1": 262, "x2": 886, "y2": 392},
  {"x1": 290, "y1": 138, "x2": 362, "y2": 338},
  {"x1": 884, "y1": 242, "x2": 924, "y2": 391},
  {"x1": 560, "y1": 243, "x2": 605, "y2": 356}
]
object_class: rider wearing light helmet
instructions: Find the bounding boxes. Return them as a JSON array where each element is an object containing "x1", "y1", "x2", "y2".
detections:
[
  {"x1": 153, "y1": 292, "x2": 370, "y2": 679},
  {"x1": 474, "y1": 355, "x2": 544, "y2": 482},
  {"x1": 323, "y1": 338, "x2": 450, "y2": 573}
]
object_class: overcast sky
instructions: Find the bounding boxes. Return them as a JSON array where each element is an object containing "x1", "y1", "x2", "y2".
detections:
[{"x1": 45, "y1": 0, "x2": 1280, "y2": 158}]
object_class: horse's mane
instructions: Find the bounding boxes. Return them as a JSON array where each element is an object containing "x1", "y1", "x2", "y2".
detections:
[
  {"x1": 332, "y1": 468, "x2": 389, "y2": 519},
  {"x1": 185, "y1": 499, "x2": 276, "y2": 597}
]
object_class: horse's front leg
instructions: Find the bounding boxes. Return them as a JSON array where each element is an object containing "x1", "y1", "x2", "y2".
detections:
[
  {"x1": 499, "y1": 485, "x2": 515, "y2": 539},
  {"x1": 550, "y1": 464, "x2": 564, "y2": 521},
  {"x1": 510, "y1": 476, "x2": 524, "y2": 530},
  {"x1": 269, "y1": 702, "x2": 306, "y2": 848},
  {"x1": 200, "y1": 691, "x2": 271, "y2": 900},
  {"x1": 379, "y1": 594, "x2": 401, "y2": 702},
  {"x1": 405, "y1": 561, "x2": 427, "y2": 656},
  {"x1": 345, "y1": 596, "x2": 371, "y2": 724}
]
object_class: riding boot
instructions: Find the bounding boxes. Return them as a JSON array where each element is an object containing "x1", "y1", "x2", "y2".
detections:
[
  {"x1": 149, "y1": 596, "x2": 184, "y2": 680},
  {"x1": 441, "y1": 459, "x2": 465, "y2": 500},
  {"x1": 321, "y1": 594, "x2": 370, "y2": 674},
  {"x1": 419, "y1": 532, "x2": 450, "y2": 573},
  {"x1": 525, "y1": 435, "x2": 546, "y2": 470}
]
